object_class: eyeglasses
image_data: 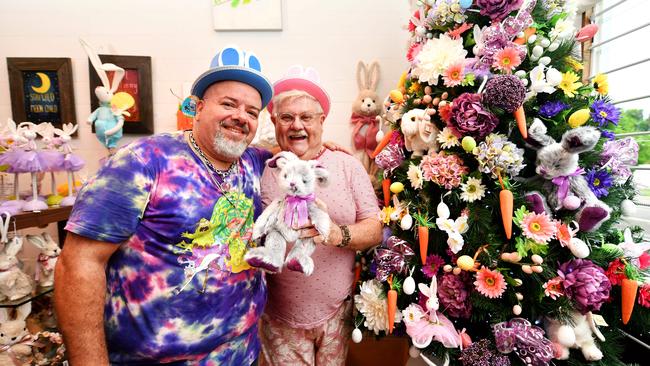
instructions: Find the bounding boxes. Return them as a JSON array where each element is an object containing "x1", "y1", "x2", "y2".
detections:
[{"x1": 276, "y1": 112, "x2": 323, "y2": 126}]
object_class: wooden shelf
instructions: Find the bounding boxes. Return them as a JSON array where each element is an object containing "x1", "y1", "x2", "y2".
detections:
[
  {"x1": 12, "y1": 206, "x2": 72, "y2": 230},
  {"x1": 0, "y1": 286, "x2": 53, "y2": 308}
]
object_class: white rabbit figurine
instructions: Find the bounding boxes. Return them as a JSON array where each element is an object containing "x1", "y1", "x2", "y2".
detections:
[
  {"x1": 0, "y1": 303, "x2": 34, "y2": 366},
  {"x1": 54, "y1": 123, "x2": 84, "y2": 206},
  {"x1": 0, "y1": 228, "x2": 34, "y2": 301},
  {"x1": 26, "y1": 233, "x2": 61, "y2": 288},
  {"x1": 16, "y1": 123, "x2": 48, "y2": 212},
  {"x1": 418, "y1": 275, "x2": 440, "y2": 323},
  {"x1": 80, "y1": 39, "x2": 132, "y2": 155},
  {"x1": 34, "y1": 122, "x2": 64, "y2": 207}
]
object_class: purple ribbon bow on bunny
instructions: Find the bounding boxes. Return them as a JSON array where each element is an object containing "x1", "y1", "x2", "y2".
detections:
[
  {"x1": 284, "y1": 193, "x2": 316, "y2": 229},
  {"x1": 374, "y1": 236, "x2": 415, "y2": 282},
  {"x1": 492, "y1": 318, "x2": 554, "y2": 366},
  {"x1": 552, "y1": 167, "x2": 585, "y2": 201}
]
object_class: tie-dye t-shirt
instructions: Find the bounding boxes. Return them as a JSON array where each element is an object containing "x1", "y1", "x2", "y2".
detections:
[{"x1": 65, "y1": 132, "x2": 271, "y2": 365}]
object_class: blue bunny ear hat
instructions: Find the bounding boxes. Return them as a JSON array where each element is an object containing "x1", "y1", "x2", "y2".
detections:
[{"x1": 191, "y1": 45, "x2": 273, "y2": 108}]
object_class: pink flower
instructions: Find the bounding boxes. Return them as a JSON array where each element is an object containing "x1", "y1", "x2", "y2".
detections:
[
  {"x1": 422, "y1": 254, "x2": 445, "y2": 278},
  {"x1": 605, "y1": 259, "x2": 626, "y2": 286},
  {"x1": 407, "y1": 42, "x2": 423, "y2": 63},
  {"x1": 474, "y1": 267, "x2": 507, "y2": 298},
  {"x1": 492, "y1": 47, "x2": 521, "y2": 73},
  {"x1": 443, "y1": 62, "x2": 465, "y2": 87},
  {"x1": 542, "y1": 277, "x2": 564, "y2": 299},
  {"x1": 521, "y1": 212, "x2": 557, "y2": 243},
  {"x1": 555, "y1": 221, "x2": 572, "y2": 247},
  {"x1": 639, "y1": 285, "x2": 650, "y2": 308},
  {"x1": 419, "y1": 152, "x2": 468, "y2": 189}
]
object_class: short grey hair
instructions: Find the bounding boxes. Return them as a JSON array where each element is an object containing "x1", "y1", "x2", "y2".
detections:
[{"x1": 271, "y1": 90, "x2": 324, "y2": 115}]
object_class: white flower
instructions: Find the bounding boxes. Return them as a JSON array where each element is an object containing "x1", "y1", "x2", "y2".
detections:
[
  {"x1": 436, "y1": 217, "x2": 456, "y2": 233},
  {"x1": 407, "y1": 164, "x2": 424, "y2": 190},
  {"x1": 354, "y1": 279, "x2": 388, "y2": 335},
  {"x1": 412, "y1": 34, "x2": 468, "y2": 85},
  {"x1": 447, "y1": 231, "x2": 465, "y2": 253},
  {"x1": 401, "y1": 303, "x2": 425, "y2": 324},
  {"x1": 460, "y1": 177, "x2": 486, "y2": 202},
  {"x1": 437, "y1": 127, "x2": 460, "y2": 149},
  {"x1": 527, "y1": 65, "x2": 557, "y2": 99},
  {"x1": 549, "y1": 18, "x2": 575, "y2": 40}
]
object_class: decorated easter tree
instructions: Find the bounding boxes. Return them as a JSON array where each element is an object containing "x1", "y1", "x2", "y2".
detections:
[{"x1": 354, "y1": 1, "x2": 649, "y2": 365}]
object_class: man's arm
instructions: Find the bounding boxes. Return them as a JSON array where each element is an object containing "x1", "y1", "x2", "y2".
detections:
[
  {"x1": 310, "y1": 216, "x2": 383, "y2": 251},
  {"x1": 54, "y1": 232, "x2": 120, "y2": 366}
]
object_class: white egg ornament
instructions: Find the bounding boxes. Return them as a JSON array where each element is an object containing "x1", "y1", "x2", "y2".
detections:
[
  {"x1": 437, "y1": 200, "x2": 450, "y2": 220},
  {"x1": 403, "y1": 276, "x2": 416, "y2": 295},
  {"x1": 352, "y1": 328, "x2": 363, "y2": 343},
  {"x1": 401, "y1": 213, "x2": 414, "y2": 230},
  {"x1": 621, "y1": 199, "x2": 637, "y2": 216}
]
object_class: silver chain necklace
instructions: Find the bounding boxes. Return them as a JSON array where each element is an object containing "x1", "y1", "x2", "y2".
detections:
[{"x1": 188, "y1": 131, "x2": 239, "y2": 180}]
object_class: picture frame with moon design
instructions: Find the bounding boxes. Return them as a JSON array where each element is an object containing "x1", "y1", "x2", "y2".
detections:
[{"x1": 7, "y1": 57, "x2": 76, "y2": 131}]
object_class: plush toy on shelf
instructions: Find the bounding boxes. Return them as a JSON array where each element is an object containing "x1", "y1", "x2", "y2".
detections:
[
  {"x1": 54, "y1": 123, "x2": 84, "y2": 206},
  {"x1": 26, "y1": 232, "x2": 61, "y2": 288},
  {"x1": 0, "y1": 213, "x2": 33, "y2": 301},
  {"x1": 245, "y1": 151, "x2": 330, "y2": 276},
  {"x1": 80, "y1": 39, "x2": 134, "y2": 155},
  {"x1": 351, "y1": 61, "x2": 381, "y2": 176},
  {"x1": 0, "y1": 118, "x2": 28, "y2": 214},
  {"x1": 0, "y1": 303, "x2": 34, "y2": 366}
]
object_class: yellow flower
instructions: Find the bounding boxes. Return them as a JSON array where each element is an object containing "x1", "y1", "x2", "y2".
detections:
[
  {"x1": 380, "y1": 206, "x2": 395, "y2": 224},
  {"x1": 593, "y1": 73, "x2": 609, "y2": 95},
  {"x1": 398, "y1": 72, "x2": 408, "y2": 88},
  {"x1": 559, "y1": 71, "x2": 582, "y2": 98},
  {"x1": 408, "y1": 81, "x2": 421, "y2": 94},
  {"x1": 565, "y1": 56, "x2": 584, "y2": 71}
]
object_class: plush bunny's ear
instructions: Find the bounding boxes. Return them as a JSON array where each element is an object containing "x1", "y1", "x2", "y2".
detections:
[
  {"x1": 310, "y1": 161, "x2": 329, "y2": 187},
  {"x1": 15, "y1": 302, "x2": 31, "y2": 321},
  {"x1": 4, "y1": 236, "x2": 23, "y2": 257},
  {"x1": 418, "y1": 282, "x2": 431, "y2": 297},
  {"x1": 0, "y1": 308, "x2": 8, "y2": 322},
  {"x1": 26, "y1": 234, "x2": 45, "y2": 250},
  {"x1": 267, "y1": 151, "x2": 297, "y2": 169},
  {"x1": 80, "y1": 38, "x2": 110, "y2": 90},
  {"x1": 430, "y1": 275, "x2": 437, "y2": 295},
  {"x1": 356, "y1": 61, "x2": 368, "y2": 91},
  {"x1": 561, "y1": 126, "x2": 600, "y2": 154},
  {"x1": 526, "y1": 119, "x2": 556, "y2": 149},
  {"x1": 369, "y1": 61, "x2": 380, "y2": 91}
]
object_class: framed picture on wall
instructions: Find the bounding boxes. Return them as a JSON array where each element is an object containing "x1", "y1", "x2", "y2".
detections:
[
  {"x1": 88, "y1": 55, "x2": 153, "y2": 135},
  {"x1": 213, "y1": 0, "x2": 282, "y2": 31},
  {"x1": 7, "y1": 57, "x2": 76, "y2": 130}
]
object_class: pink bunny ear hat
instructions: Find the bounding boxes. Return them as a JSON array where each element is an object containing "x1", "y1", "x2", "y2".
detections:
[{"x1": 267, "y1": 65, "x2": 331, "y2": 117}]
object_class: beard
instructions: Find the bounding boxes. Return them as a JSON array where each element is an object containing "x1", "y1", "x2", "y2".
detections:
[{"x1": 212, "y1": 121, "x2": 249, "y2": 161}]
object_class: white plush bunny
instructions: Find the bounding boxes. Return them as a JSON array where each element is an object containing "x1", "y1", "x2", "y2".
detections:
[
  {"x1": 80, "y1": 38, "x2": 130, "y2": 154},
  {"x1": 26, "y1": 233, "x2": 60, "y2": 288},
  {"x1": 418, "y1": 275, "x2": 440, "y2": 323},
  {"x1": 245, "y1": 151, "x2": 330, "y2": 276},
  {"x1": 0, "y1": 303, "x2": 33, "y2": 365},
  {"x1": 400, "y1": 108, "x2": 439, "y2": 157},
  {"x1": 545, "y1": 311, "x2": 604, "y2": 361},
  {"x1": 0, "y1": 235, "x2": 33, "y2": 301}
]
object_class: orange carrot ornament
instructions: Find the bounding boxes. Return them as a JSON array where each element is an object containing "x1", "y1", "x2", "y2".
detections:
[
  {"x1": 413, "y1": 211, "x2": 433, "y2": 264},
  {"x1": 498, "y1": 173, "x2": 514, "y2": 240},
  {"x1": 621, "y1": 277, "x2": 639, "y2": 325},
  {"x1": 386, "y1": 275, "x2": 397, "y2": 334},
  {"x1": 371, "y1": 129, "x2": 395, "y2": 158},
  {"x1": 514, "y1": 106, "x2": 528, "y2": 139},
  {"x1": 514, "y1": 27, "x2": 536, "y2": 45},
  {"x1": 382, "y1": 178, "x2": 392, "y2": 207}
]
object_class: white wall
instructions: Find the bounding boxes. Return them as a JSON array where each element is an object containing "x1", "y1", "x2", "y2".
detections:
[{"x1": 0, "y1": 0, "x2": 412, "y2": 176}]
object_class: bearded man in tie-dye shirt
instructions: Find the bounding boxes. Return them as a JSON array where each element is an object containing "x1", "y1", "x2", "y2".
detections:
[{"x1": 54, "y1": 47, "x2": 274, "y2": 366}]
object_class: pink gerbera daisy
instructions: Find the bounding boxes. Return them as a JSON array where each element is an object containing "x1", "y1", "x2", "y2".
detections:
[
  {"x1": 521, "y1": 212, "x2": 557, "y2": 243},
  {"x1": 474, "y1": 267, "x2": 506, "y2": 298},
  {"x1": 443, "y1": 62, "x2": 465, "y2": 87},
  {"x1": 492, "y1": 47, "x2": 521, "y2": 73},
  {"x1": 543, "y1": 277, "x2": 564, "y2": 299}
]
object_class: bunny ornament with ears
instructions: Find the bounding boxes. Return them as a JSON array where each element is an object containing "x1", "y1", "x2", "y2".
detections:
[
  {"x1": 0, "y1": 118, "x2": 29, "y2": 214},
  {"x1": 33, "y1": 123, "x2": 65, "y2": 207},
  {"x1": 350, "y1": 61, "x2": 381, "y2": 175},
  {"x1": 54, "y1": 123, "x2": 84, "y2": 206},
  {"x1": 26, "y1": 233, "x2": 60, "y2": 288},
  {"x1": 0, "y1": 213, "x2": 34, "y2": 301},
  {"x1": 0, "y1": 303, "x2": 34, "y2": 366},
  {"x1": 80, "y1": 39, "x2": 134, "y2": 155},
  {"x1": 14, "y1": 123, "x2": 50, "y2": 212}
]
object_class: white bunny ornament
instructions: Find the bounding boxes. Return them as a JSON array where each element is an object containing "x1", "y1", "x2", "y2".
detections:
[
  {"x1": 26, "y1": 233, "x2": 61, "y2": 288},
  {"x1": 419, "y1": 275, "x2": 440, "y2": 323},
  {"x1": 80, "y1": 39, "x2": 134, "y2": 154},
  {"x1": 0, "y1": 237, "x2": 33, "y2": 302},
  {"x1": 54, "y1": 123, "x2": 84, "y2": 206},
  {"x1": 0, "y1": 303, "x2": 34, "y2": 366}
]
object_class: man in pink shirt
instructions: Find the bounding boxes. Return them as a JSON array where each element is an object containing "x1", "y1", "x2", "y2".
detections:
[{"x1": 258, "y1": 69, "x2": 382, "y2": 365}]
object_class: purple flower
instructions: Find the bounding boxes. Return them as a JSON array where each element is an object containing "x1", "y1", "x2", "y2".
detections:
[
  {"x1": 586, "y1": 169, "x2": 613, "y2": 198},
  {"x1": 601, "y1": 138, "x2": 639, "y2": 183},
  {"x1": 600, "y1": 129, "x2": 615, "y2": 140},
  {"x1": 477, "y1": 0, "x2": 523, "y2": 21},
  {"x1": 438, "y1": 273, "x2": 472, "y2": 319},
  {"x1": 421, "y1": 254, "x2": 445, "y2": 278},
  {"x1": 558, "y1": 259, "x2": 612, "y2": 314},
  {"x1": 483, "y1": 75, "x2": 526, "y2": 113},
  {"x1": 450, "y1": 93, "x2": 499, "y2": 140},
  {"x1": 539, "y1": 101, "x2": 569, "y2": 118},
  {"x1": 460, "y1": 339, "x2": 511, "y2": 366},
  {"x1": 591, "y1": 99, "x2": 621, "y2": 127}
]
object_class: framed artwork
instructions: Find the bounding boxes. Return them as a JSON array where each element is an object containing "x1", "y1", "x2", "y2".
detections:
[
  {"x1": 88, "y1": 55, "x2": 153, "y2": 135},
  {"x1": 7, "y1": 58, "x2": 76, "y2": 129},
  {"x1": 212, "y1": 0, "x2": 282, "y2": 31}
]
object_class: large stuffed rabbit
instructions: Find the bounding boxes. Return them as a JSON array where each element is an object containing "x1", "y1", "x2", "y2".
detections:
[
  {"x1": 80, "y1": 39, "x2": 133, "y2": 154},
  {"x1": 26, "y1": 233, "x2": 61, "y2": 288},
  {"x1": 350, "y1": 61, "x2": 381, "y2": 176},
  {"x1": 0, "y1": 303, "x2": 34, "y2": 366}
]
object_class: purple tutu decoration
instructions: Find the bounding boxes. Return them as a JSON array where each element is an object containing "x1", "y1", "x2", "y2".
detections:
[{"x1": 62, "y1": 153, "x2": 85, "y2": 171}]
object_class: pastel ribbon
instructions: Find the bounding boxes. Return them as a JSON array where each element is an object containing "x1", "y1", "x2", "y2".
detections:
[
  {"x1": 551, "y1": 167, "x2": 585, "y2": 201},
  {"x1": 374, "y1": 236, "x2": 415, "y2": 282},
  {"x1": 284, "y1": 193, "x2": 316, "y2": 228},
  {"x1": 492, "y1": 318, "x2": 553, "y2": 366},
  {"x1": 350, "y1": 113, "x2": 379, "y2": 157}
]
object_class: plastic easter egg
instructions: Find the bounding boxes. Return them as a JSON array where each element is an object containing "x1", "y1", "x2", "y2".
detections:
[
  {"x1": 46, "y1": 194, "x2": 64, "y2": 206},
  {"x1": 532, "y1": 45, "x2": 544, "y2": 57},
  {"x1": 569, "y1": 238, "x2": 590, "y2": 258},
  {"x1": 513, "y1": 305, "x2": 522, "y2": 315},
  {"x1": 376, "y1": 129, "x2": 384, "y2": 143},
  {"x1": 539, "y1": 56, "x2": 551, "y2": 65},
  {"x1": 548, "y1": 42, "x2": 560, "y2": 51},
  {"x1": 352, "y1": 328, "x2": 363, "y2": 343},
  {"x1": 390, "y1": 182, "x2": 405, "y2": 194},
  {"x1": 563, "y1": 195, "x2": 581, "y2": 210},
  {"x1": 461, "y1": 136, "x2": 476, "y2": 152},
  {"x1": 403, "y1": 276, "x2": 416, "y2": 295},
  {"x1": 400, "y1": 214, "x2": 413, "y2": 230},
  {"x1": 515, "y1": 70, "x2": 527, "y2": 78},
  {"x1": 568, "y1": 109, "x2": 590, "y2": 128},
  {"x1": 621, "y1": 199, "x2": 637, "y2": 216},
  {"x1": 531, "y1": 254, "x2": 544, "y2": 265},
  {"x1": 527, "y1": 34, "x2": 538, "y2": 44},
  {"x1": 459, "y1": 0, "x2": 472, "y2": 9},
  {"x1": 457, "y1": 255, "x2": 475, "y2": 271},
  {"x1": 540, "y1": 38, "x2": 551, "y2": 48},
  {"x1": 437, "y1": 201, "x2": 450, "y2": 219}
]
